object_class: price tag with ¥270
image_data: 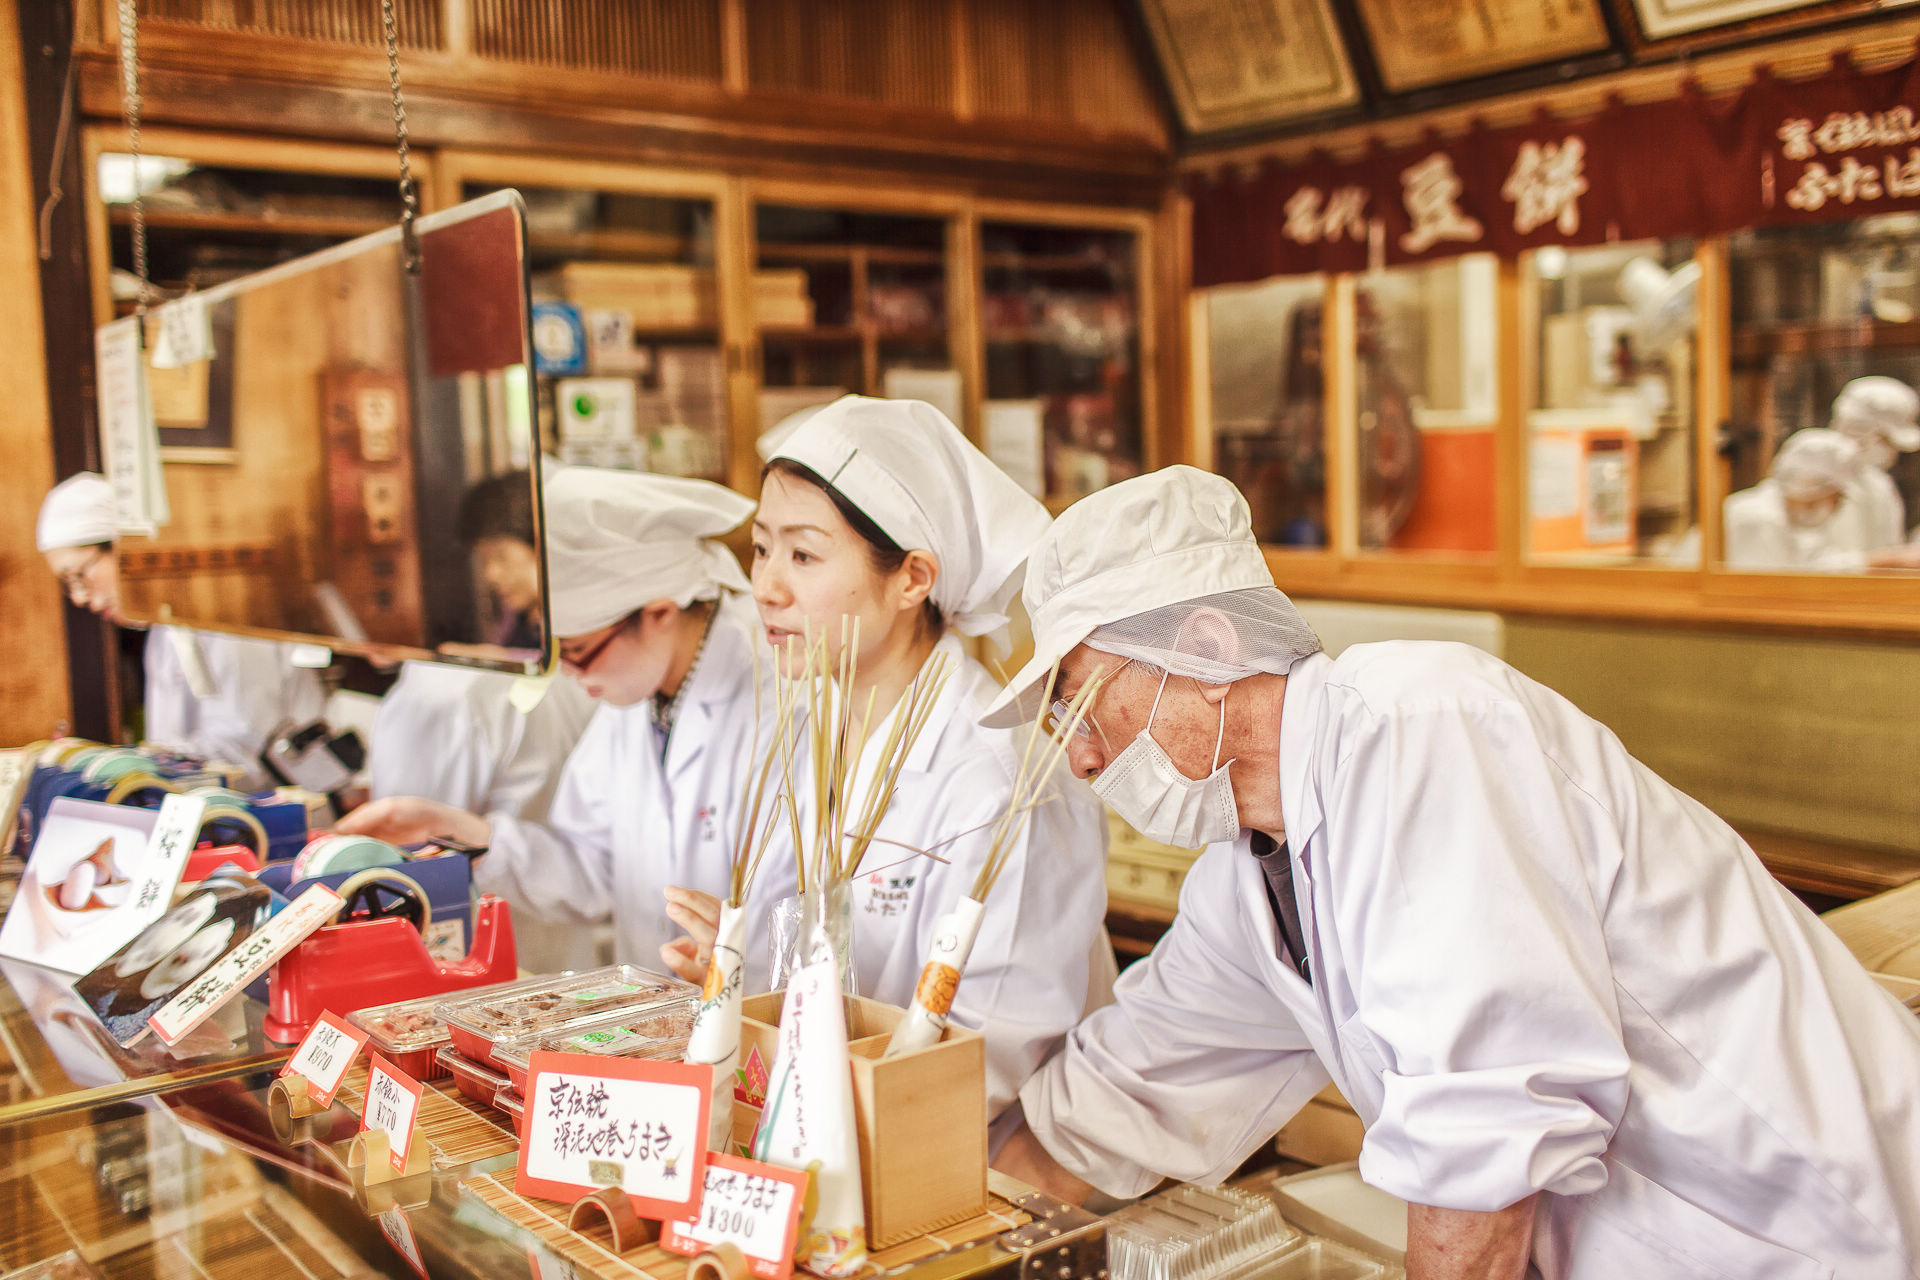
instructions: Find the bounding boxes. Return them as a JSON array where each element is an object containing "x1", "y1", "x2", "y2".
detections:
[
  {"x1": 661, "y1": 1152, "x2": 807, "y2": 1279},
  {"x1": 362, "y1": 1054, "x2": 426, "y2": 1173},
  {"x1": 278, "y1": 1011, "x2": 369, "y2": 1108}
]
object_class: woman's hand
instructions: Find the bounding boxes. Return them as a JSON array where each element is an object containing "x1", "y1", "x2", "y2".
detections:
[
  {"x1": 660, "y1": 886, "x2": 723, "y2": 984},
  {"x1": 334, "y1": 796, "x2": 492, "y2": 850}
]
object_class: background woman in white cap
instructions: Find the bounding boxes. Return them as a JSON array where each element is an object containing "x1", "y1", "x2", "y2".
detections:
[
  {"x1": 1722, "y1": 427, "x2": 1920, "y2": 571},
  {"x1": 37, "y1": 471, "x2": 325, "y2": 788},
  {"x1": 340, "y1": 466, "x2": 767, "y2": 973},
  {"x1": 666, "y1": 395, "x2": 1114, "y2": 1147}
]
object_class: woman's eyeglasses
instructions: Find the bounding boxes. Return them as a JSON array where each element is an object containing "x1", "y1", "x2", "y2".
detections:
[{"x1": 560, "y1": 610, "x2": 638, "y2": 674}]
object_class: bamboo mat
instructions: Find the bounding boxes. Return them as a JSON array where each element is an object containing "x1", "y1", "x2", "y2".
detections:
[{"x1": 460, "y1": 1167, "x2": 1031, "y2": 1280}]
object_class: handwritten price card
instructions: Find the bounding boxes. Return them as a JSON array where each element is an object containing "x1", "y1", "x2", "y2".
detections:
[
  {"x1": 661, "y1": 1152, "x2": 807, "y2": 1279},
  {"x1": 514, "y1": 1052, "x2": 710, "y2": 1221},
  {"x1": 279, "y1": 1010, "x2": 369, "y2": 1107},
  {"x1": 362, "y1": 1053, "x2": 426, "y2": 1172},
  {"x1": 377, "y1": 1207, "x2": 428, "y2": 1278},
  {"x1": 146, "y1": 883, "x2": 342, "y2": 1047}
]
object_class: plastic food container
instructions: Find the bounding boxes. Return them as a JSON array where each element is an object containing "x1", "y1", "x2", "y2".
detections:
[
  {"x1": 494, "y1": 1086, "x2": 525, "y2": 1139},
  {"x1": 492, "y1": 1000, "x2": 696, "y2": 1093},
  {"x1": 348, "y1": 977, "x2": 554, "y2": 1080},
  {"x1": 435, "y1": 1045, "x2": 512, "y2": 1106},
  {"x1": 436, "y1": 965, "x2": 695, "y2": 1067},
  {"x1": 1239, "y1": 1238, "x2": 1394, "y2": 1280}
]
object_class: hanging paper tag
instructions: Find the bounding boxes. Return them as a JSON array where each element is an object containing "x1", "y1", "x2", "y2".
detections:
[
  {"x1": 149, "y1": 293, "x2": 214, "y2": 369},
  {"x1": 96, "y1": 316, "x2": 168, "y2": 535},
  {"x1": 280, "y1": 1010, "x2": 370, "y2": 1108},
  {"x1": 661, "y1": 1152, "x2": 807, "y2": 1280},
  {"x1": 514, "y1": 1052, "x2": 710, "y2": 1221},
  {"x1": 363, "y1": 1053, "x2": 427, "y2": 1173},
  {"x1": 146, "y1": 882, "x2": 342, "y2": 1046},
  {"x1": 289, "y1": 644, "x2": 334, "y2": 669},
  {"x1": 377, "y1": 1207, "x2": 429, "y2": 1278}
]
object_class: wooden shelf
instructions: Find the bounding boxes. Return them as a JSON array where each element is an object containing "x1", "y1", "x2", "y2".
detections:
[
  {"x1": 759, "y1": 323, "x2": 947, "y2": 343},
  {"x1": 108, "y1": 205, "x2": 393, "y2": 238},
  {"x1": 758, "y1": 242, "x2": 944, "y2": 266},
  {"x1": 982, "y1": 250, "x2": 1125, "y2": 273},
  {"x1": 1731, "y1": 318, "x2": 1920, "y2": 360},
  {"x1": 527, "y1": 227, "x2": 696, "y2": 260}
]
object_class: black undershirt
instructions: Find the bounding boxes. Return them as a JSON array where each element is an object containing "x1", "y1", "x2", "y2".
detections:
[{"x1": 1251, "y1": 831, "x2": 1311, "y2": 982}]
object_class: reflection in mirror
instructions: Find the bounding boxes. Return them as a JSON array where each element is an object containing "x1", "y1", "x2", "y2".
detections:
[
  {"x1": 1725, "y1": 219, "x2": 1920, "y2": 573},
  {"x1": 1527, "y1": 238, "x2": 1698, "y2": 566},
  {"x1": 1206, "y1": 275, "x2": 1328, "y2": 547},
  {"x1": 110, "y1": 193, "x2": 549, "y2": 673},
  {"x1": 1352, "y1": 254, "x2": 1499, "y2": 554}
]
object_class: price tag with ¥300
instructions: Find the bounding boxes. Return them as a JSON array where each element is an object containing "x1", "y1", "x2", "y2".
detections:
[
  {"x1": 661, "y1": 1152, "x2": 807, "y2": 1280},
  {"x1": 278, "y1": 1011, "x2": 369, "y2": 1108}
]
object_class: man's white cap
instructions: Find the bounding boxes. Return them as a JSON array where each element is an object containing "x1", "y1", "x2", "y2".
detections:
[
  {"x1": 37, "y1": 472, "x2": 118, "y2": 551},
  {"x1": 1771, "y1": 428, "x2": 1863, "y2": 502},
  {"x1": 543, "y1": 466, "x2": 753, "y2": 637},
  {"x1": 1831, "y1": 376, "x2": 1920, "y2": 451},
  {"x1": 767, "y1": 394, "x2": 1048, "y2": 651},
  {"x1": 982, "y1": 465, "x2": 1298, "y2": 727}
]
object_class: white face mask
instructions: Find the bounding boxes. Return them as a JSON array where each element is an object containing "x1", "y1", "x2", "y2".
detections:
[{"x1": 1091, "y1": 667, "x2": 1240, "y2": 849}]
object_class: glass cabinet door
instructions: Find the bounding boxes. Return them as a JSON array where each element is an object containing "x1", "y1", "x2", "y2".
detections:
[
  {"x1": 1725, "y1": 218, "x2": 1920, "y2": 573},
  {"x1": 1349, "y1": 254, "x2": 1500, "y2": 556},
  {"x1": 753, "y1": 205, "x2": 956, "y2": 441},
  {"x1": 980, "y1": 221, "x2": 1142, "y2": 506},
  {"x1": 1204, "y1": 276, "x2": 1328, "y2": 547},
  {"x1": 1526, "y1": 239, "x2": 1699, "y2": 566},
  {"x1": 459, "y1": 182, "x2": 727, "y2": 483}
]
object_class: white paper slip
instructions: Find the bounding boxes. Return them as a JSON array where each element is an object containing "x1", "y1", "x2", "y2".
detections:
[
  {"x1": 280, "y1": 1010, "x2": 371, "y2": 1108},
  {"x1": 364, "y1": 1055, "x2": 427, "y2": 1173},
  {"x1": 146, "y1": 883, "x2": 343, "y2": 1047},
  {"x1": 149, "y1": 293, "x2": 215, "y2": 368}
]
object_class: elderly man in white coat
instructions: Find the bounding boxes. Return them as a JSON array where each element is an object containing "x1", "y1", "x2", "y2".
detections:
[
  {"x1": 38, "y1": 472, "x2": 325, "y2": 788},
  {"x1": 990, "y1": 465, "x2": 1920, "y2": 1280},
  {"x1": 1830, "y1": 374, "x2": 1920, "y2": 549},
  {"x1": 341, "y1": 467, "x2": 768, "y2": 975}
]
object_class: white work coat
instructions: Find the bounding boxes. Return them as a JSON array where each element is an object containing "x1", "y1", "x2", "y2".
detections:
[
  {"x1": 370, "y1": 661, "x2": 595, "y2": 822},
  {"x1": 1840, "y1": 465, "x2": 1908, "y2": 551},
  {"x1": 1024, "y1": 641, "x2": 1920, "y2": 1279},
  {"x1": 478, "y1": 591, "x2": 766, "y2": 972},
  {"x1": 747, "y1": 633, "x2": 1115, "y2": 1138},
  {"x1": 143, "y1": 626, "x2": 326, "y2": 790},
  {"x1": 1722, "y1": 480, "x2": 1874, "y2": 571}
]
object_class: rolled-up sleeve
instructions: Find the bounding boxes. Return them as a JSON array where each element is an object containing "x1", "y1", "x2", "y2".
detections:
[
  {"x1": 475, "y1": 712, "x2": 615, "y2": 925},
  {"x1": 1328, "y1": 696, "x2": 1630, "y2": 1211},
  {"x1": 1020, "y1": 849, "x2": 1329, "y2": 1200}
]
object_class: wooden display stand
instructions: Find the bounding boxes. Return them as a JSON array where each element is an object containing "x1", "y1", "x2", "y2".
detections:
[{"x1": 737, "y1": 991, "x2": 987, "y2": 1250}]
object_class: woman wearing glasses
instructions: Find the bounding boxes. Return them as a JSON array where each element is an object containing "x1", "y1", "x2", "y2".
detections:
[
  {"x1": 37, "y1": 472, "x2": 325, "y2": 789},
  {"x1": 340, "y1": 466, "x2": 768, "y2": 974},
  {"x1": 666, "y1": 395, "x2": 1115, "y2": 1147}
]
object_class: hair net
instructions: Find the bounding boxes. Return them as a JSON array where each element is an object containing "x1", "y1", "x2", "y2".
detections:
[
  {"x1": 37, "y1": 472, "x2": 118, "y2": 551},
  {"x1": 1770, "y1": 429, "x2": 1862, "y2": 502},
  {"x1": 768, "y1": 394, "x2": 1048, "y2": 650},
  {"x1": 544, "y1": 466, "x2": 753, "y2": 637},
  {"x1": 1831, "y1": 376, "x2": 1920, "y2": 451},
  {"x1": 982, "y1": 465, "x2": 1320, "y2": 727}
]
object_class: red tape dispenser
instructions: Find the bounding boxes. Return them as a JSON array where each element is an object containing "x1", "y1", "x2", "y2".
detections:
[{"x1": 264, "y1": 867, "x2": 517, "y2": 1044}]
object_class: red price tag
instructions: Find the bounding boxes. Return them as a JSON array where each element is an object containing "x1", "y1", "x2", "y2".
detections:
[
  {"x1": 278, "y1": 1010, "x2": 369, "y2": 1108},
  {"x1": 514, "y1": 1052, "x2": 710, "y2": 1223},
  {"x1": 661, "y1": 1152, "x2": 807, "y2": 1280},
  {"x1": 361, "y1": 1053, "x2": 426, "y2": 1173}
]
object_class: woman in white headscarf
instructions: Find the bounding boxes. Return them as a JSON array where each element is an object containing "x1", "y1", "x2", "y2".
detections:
[
  {"x1": 1723, "y1": 428, "x2": 1920, "y2": 571},
  {"x1": 37, "y1": 472, "x2": 325, "y2": 787},
  {"x1": 665, "y1": 395, "x2": 1115, "y2": 1147},
  {"x1": 340, "y1": 467, "x2": 768, "y2": 971}
]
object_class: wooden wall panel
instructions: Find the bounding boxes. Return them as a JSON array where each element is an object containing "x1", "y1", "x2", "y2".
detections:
[
  {"x1": 970, "y1": 0, "x2": 1167, "y2": 145},
  {"x1": 744, "y1": 0, "x2": 953, "y2": 112},
  {"x1": 0, "y1": 0, "x2": 73, "y2": 741},
  {"x1": 141, "y1": 0, "x2": 441, "y2": 47},
  {"x1": 471, "y1": 0, "x2": 723, "y2": 81}
]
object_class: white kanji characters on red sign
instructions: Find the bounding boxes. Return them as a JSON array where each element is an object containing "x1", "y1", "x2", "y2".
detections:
[
  {"x1": 1398, "y1": 152, "x2": 1483, "y2": 254},
  {"x1": 1283, "y1": 184, "x2": 1370, "y2": 245},
  {"x1": 1503, "y1": 136, "x2": 1588, "y2": 236}
]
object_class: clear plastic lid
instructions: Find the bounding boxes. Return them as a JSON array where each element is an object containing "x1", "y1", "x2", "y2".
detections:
[
  {"x1": 434, "y1": 964, "x2": 696, "y2": 1047},
  {"x1": 435, "y1": 1044, "x2": 511, "y2": 1090},
  {"x1": 347, "y1": 975, "x2": 560, "y2": 1053},
  {"x1": 491, "y1": 1001, "x2": 697, "y2": 1076},
  {"x1": 495, "y1": 1088, "x2": 524, "y2": 1122}
]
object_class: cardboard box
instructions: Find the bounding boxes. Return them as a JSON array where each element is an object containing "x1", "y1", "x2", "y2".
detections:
[{"x1": 738, "y1": 990, "x2": 987, "y2": 1249}]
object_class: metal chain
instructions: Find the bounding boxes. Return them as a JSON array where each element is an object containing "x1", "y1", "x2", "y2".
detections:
[
  {"x1": 380, "y1": 0, "x2": 421, "y2": 274},
  {"x1": 115, "y1": 0, "x2": 152, "y2": 314}
]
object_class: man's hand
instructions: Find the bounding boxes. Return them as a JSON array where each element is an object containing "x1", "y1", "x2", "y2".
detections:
[
  {"x1": 660, "y1": 885, "x2": 722, "y2": 983},
  {"x1": 1406, "y1": 1195, "x2": 1537, "y2": 1280},
  {"x1": 334, "y1": 796, "x2": 492, "y2": 850},
  {"x1": 990, "y1": 1120, "x2": 1096, "y2": 1207}
]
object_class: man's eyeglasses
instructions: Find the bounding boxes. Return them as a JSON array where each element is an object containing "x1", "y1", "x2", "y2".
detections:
[
  {"x1": 57, "y1": 548, "x2": 108, "y2": 595},
  {"x1": 1046, "y1": 657, "x2": 1131, "y2": 742},
  {"x1": 560, "y1": 610, "x2": 638, "y2": 674}
]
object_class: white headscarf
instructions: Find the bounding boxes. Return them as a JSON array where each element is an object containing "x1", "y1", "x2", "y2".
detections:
[
  {"x1": 1831, "y1": 376, "x2": 1920, "y2": 452},
  {"x1": 37, "y1": 472, "x2": 118, "y2": 552},
  {"x1": 767, "y1": 395, "x2": 1049, "y2": 652},
  {"x1": 1771, "y1": 428, "x2": 1862, "y2": 501},
  {"x1": 543, "y1": 467, "x2": 754, "y2": 637}
]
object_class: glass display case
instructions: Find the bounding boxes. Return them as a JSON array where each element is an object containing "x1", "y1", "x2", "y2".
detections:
[
  {"x1": 1349, "y1": 255, "x2": 1499, "y2": 556},
  {"x1": 980, "y1": 220, "x2": 1144, "y2": 507},
  {"x1": 1527, "y1": 239, "x2": 1699, "y2": 566}
]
